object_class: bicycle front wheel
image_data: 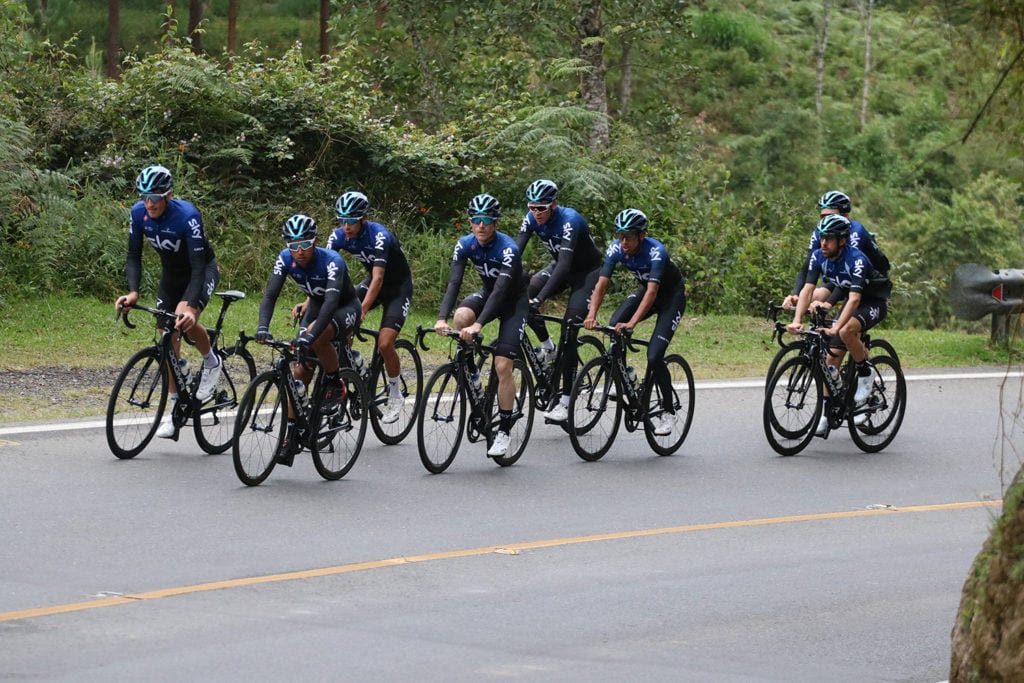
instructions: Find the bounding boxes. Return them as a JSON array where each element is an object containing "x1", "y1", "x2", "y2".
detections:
[
  {"x1": 484, "y1": 359, "x2": 535, "y2": 467},
  {"x1": 369, "y1": 339, "x2": 423, "y2": 445},
  {"x1": 568, "y1": 357, "x2": 622, "y2": 462},
  {"x1": 194, "y1": 345, "x2": 257, "y2": 454},
  {"x1": 312, "y1": 368, "x2": 368, "y2": 480},
  {"x1": 232, "y1": 370, "x2": 284, "y2": 486},
  {"x1": 765, "y1": 341, "x2": 803, "y2": 394},
  {"x1": 848, "y1": 355, "x2": 906, "y2": 453},
  {"x1": 417, "y1": 363, "x2": 466, "y2": 474},
  {"x1": 106, "y1": 347, "x2": 168, "y2": 459},
  {"x1": 763, "y1": 355, "x2": 823, "y2": 456},
  {"x1": 642, "y1": 354, "x2": 695, "y2": 456}
]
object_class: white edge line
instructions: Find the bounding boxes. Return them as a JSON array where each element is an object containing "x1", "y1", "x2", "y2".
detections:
[{"x1": 1, "y1": 371, "x2": 1021, "y2": 437}]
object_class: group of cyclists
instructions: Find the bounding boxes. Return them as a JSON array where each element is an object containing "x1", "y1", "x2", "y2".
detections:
[{"x1": 115, "y1": 162, "x2": 891, "y2": 461}]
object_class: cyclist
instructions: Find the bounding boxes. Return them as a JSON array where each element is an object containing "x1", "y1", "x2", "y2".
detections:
[
  {"x1": 786, "y1": 214, "x2": 892, "y2": 436},
  {"x1": 115, "y1": 164, "x2": 222, "y2": 439},
  {"x1": 515, "y1": 179, "x2": 604, "y2": 424},
  {"x1": 583, "y1": 209, "x2": 685, "y2": 437},
  {"x1": 254, "y1": 214, "x2": 362, "y2": 464},
  {"x1": 325, "y1": 190, "x2": 413, "y2": 425},
  {"x1": 434, "y1": 194, "x2": 530, "y2": 458},
  {"x1": 783, "y1": 190, "x2": 889, "y2": 310}
]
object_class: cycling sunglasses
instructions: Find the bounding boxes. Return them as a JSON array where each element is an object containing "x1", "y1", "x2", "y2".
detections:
[
  {"x1": 139, "y1": 191, "x2": 171, "y2": 203},
  {"x1": 470, "y1": 216, "x2": 497, "y2": 225},
  {"x1": 337, "y1": 216, "x2": 361, "y2": 224},
  {"x1": 527, "y1": 203, "x2": 552, "y2": 213},
  {"x1": 286, "y1": 239, "x2": 315, "y2": 251}
]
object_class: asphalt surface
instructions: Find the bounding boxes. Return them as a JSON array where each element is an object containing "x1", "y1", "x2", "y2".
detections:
[{"x1": 0, "y1": 372, "x2": 1018, "y2": 681}]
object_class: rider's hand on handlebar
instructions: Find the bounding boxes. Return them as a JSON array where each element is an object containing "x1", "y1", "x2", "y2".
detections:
[
  {"x1": 583, "y1": 316, "x2": 597, "y2": 330},
  {"x1": 781, "y1": 294, "x2": 799, "y2": 310},
  {"x1": 293, "y1": 330, "x2": 313, "y2": 350},
  {"x1": 174, "y1": 302, "x2": 198, "y2": 332},
  {"x1": 528, "y1": 297, "x2": 542, "y2": 312},
  {"x1": 614, "y1": 321, "x2": 635, "y2": 333},
  {"x1": 459, "y1": 322, "x2": 482, "y2": 343},
  {"x1": 434, "y1": 319, "x2": 450, "y2": 336},
  {"x1": 255, "y1": 327, "x2": 271, "y2": 344},
  {"x1": 115, "y1": 292, "x2": 139, "y2": 313},
  {"x1": 290, "y1": 301, "x2": 307, "y2": 326},
  {"x1": 785, "y1": 321, "x2": 804, "y2": 334}
]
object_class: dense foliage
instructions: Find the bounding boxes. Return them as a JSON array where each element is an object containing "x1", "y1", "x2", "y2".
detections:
[{"x1": 2, "y1": 0, "x2": 1023, "y2": 325}]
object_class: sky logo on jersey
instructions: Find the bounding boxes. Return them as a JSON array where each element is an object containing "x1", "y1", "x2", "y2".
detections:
[
  {"x1": 327, "y1": 261, "x2": 339, "y2": 281},
  {"x1": 649, "y1": 246, "x2": 662, "y2": 261},
  {"x1": 375, "y1": 231, "x2": 386, "y2": 250},
  {"x1": 147, "y1": 236, "x2": 181, "y2": 252},
  {"x1": 474, "y1": 261, "x2": 502, "y2": 279},
  {"x1": 502, "y1": 247, "x2": 514, "y2": 268}
]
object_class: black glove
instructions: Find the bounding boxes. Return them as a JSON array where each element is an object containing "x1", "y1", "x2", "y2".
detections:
[
  {"x1": 255, "y1": 327, "x2": 271, "y2": 343},
  {"x1": 293, "y1": 330, "x2": 313, "y2": 349},
  {"x1": 529, "y1": 298, "x2": 542, "y2": 313}
]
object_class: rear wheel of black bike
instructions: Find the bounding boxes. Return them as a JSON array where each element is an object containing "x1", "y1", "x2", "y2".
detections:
[
  {"x1": 568, "y1": 357, "x2": 623, "y2": 461},
  {"x1": 763, "y1": 355, "x2": 823, "y2": 456},
  {"x1": 107, "y1": 347, "x2": 168, "y2": 459},
  {"x1": 312, "y1": 368, "x2": 368, "y2": 480},
  {"x1": 765, "y1": 341, "x2": 803, "y2": 394},
  {"x1": 642, "y1": 354, "x2": 696, "y2": 456},
  {"x1": 194, "y1": 344, "x2": 257, "y2": 454},
  {"x1": 484, "y1": 359, "x2": 535, "y2": 467},
  {"x1": 369, "y1": 339, "x2": 423, "y2": 445},
  {"x1": 417, "y1": 363, "x2": 466, "y2": 473},
  {"x1": 231, "y1": 370, "x2": 284, "y2": 486},
  {"x1": 848, "y1": 355, "x2": 906, "y2": 453},
  {"x1": 868, "y1": 338, "x2": 900, "y2": 367}
]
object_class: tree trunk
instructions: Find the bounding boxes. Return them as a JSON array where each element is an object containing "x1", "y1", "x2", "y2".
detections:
[
  {"x1": 617, "y1": 37, "x2": 634, "y2": 118},
  {"x1": 859, "y1": 0, "x2": 874, "y2": 128},
  {"x1": 375, "y1": 1, "x2": 389, "y2": 30},
  {"x1": 814, "y1": 0, "x2": 832, "y2": 117},
  {"x1": 105, "y1": 0, "x2": 120, "y2": 78},
  {"x1": 188, "y1": 0, "x2": 204, "y2": 55},
  {"x1": 227, "y1": 0, "x2": 238, "y2": 58},
  {"x1": 576, "y1": 0, "x2": 609, "y2": 151},
  {"x1": 319, "y1": 0, "x2": 330, "y2": 60}
]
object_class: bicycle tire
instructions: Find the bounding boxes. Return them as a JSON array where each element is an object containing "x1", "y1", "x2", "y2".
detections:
[
  {"x1": 868, "y1": 338, "x2": 900, "y2": 366},
  {"x1": 369, "y1": 338, "x2": 423, "y2": 446},
  {"x1": 642, "y1": 354, "x2": 696, "y2": 456},
  {"x1": 484, "y1": 358, "x2": 535, "y2": 467},
  {"x1": 848, "y1": 355, "x2": 906, "y2": 453},
  {"x1": 763, "y1": 355, "x2": 823, "y2": 456},
  {"x1": 765, "y1": 340, "x2": 803, "y2": 394},
  {"x1": 311, "y1": 368, "x2": 367, "y2": 480},
  {"x1": 194, "y1": 345, "x2": 257, "y2": 454},
  {"x1": 417, "y1": 363, "x2": 466, "y2": 474},
  {"x1": 568, "y1": 356, "x2": 622, "y2": 461},
  {"x1": 106, "y1": 347, "x2": 168, "y2": 459},
  {"x1": 231, "y1": 370, "x2": 284, "y2": 486}
]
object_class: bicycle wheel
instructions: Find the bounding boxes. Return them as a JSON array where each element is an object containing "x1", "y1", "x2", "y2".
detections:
[
  {"x1": 484, "y1": 359, "x2": 535, "y2": 467},
  {"x1": 106, "y1": 347, "x2": 168, "y2": 459},
  {"x1": 642, "y1": 354, "x2": 696, "y2": 456},
  {"x1": 312, "y1": 368, "x2": 368, "y2": 480},
  {"x1": 568, "y1": 357, "x2": 622, "y2": 461},
  {"x1": 868, "y1": 338, "x2": 901, "y2": 367},
  {"x1": 369, "y1": 339, "x2": 423, "y2": 445},
  {"x1": 232, "y1": 370, "x2": 284, "y2": 486},
  {"x1": 765, "y1": 341, "x2": 803, "y2": 394},
  {"x1": 848, "y1": 355, "x2": 906, "y2": 453},
  {"x1": 763, "y1": 355, "x2": 823, "y2": 456},
  {"x1": 417, "y1": 363, "x2": 466, "y2": 473},
  {"x1": 194, "y1": 345, "x2": 257, "y2": 454}
]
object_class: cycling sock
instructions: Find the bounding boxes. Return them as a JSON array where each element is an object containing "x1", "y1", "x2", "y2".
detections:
[
  {"x1": 541, "y1": 338, "x2": 555, "y2": 352},
  {"x1": 499, "y1": 409, "x2": 513, "y2": 433},
  {"x1": 388, "y1": 375, "x2": 401, "y2": 397},
  {"x1": 559, "y1": 394, "x2": 570, "y2": 407},
  {"x1": 202, "y1": 352, "x2": 220, "y2": 369},
  {"x1": 856, "y1": 361, "x2": 872, "y2": 377},
  {"x1": 324, "y1": 370, "x2": 340, "y2": 383}
]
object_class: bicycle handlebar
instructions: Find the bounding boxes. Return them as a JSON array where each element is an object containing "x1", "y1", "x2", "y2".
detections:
[
  {"x1": 117, "y1": 304, "x2": 180, "y2": 330},
  {"x1": 585, "y1": 324, "x2": 647, "y2": 352}
]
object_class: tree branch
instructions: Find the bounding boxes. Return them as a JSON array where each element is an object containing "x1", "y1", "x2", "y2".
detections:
[{"x1": 961, "y1": 44, "x2": 1024, "y2": 144}]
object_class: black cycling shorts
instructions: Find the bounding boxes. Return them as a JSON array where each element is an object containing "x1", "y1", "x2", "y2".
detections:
[
  {"x1": 458, "y1": 290, "x2": 529, "y2": 360},
  {"x1": 528, "y1": 262, "x2": 602, "y2": 320},
  {"x1": 156, "y1": 260, "x2": 219, "y2": 316},
  {"x1": 357, "y1": 278, "x2": 414, "y2": 332},
  {"x1": 301, "y1": 297, "x2": 363, "y2": 342},
  {"x1": 609, "y1": 285, "x2": 687, "y2": 367}
]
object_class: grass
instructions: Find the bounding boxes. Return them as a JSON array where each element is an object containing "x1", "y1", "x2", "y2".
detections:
[{"x1": 0, "y1": 293, "x2": 1019, "y2": 424}]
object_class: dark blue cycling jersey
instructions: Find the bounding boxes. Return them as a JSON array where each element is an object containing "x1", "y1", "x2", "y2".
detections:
[
  {"x1": 516, "y1": 205, "x2": 602, "y2": 303},
  {"x1": 257, "y1": 247, "x2": 358, "y2": 340},
  {"x1": 806, "y1": 244, "x2": 891, "y2": 300},
  {"x1": 600, "y1": 236, "x2": 684, "y2": 291},
  {"x1": 794, "y1": 218, "x2": 889, "y2": 294},
  {"x1": 326, "y1": 221, "x2": 412, "y2": 290},
  {"x1": 438, "y1": 231, "x2": 527, "y2": 324},
  {"x1": 126, "y1": 198, "x2": 216, "y2": 309}
]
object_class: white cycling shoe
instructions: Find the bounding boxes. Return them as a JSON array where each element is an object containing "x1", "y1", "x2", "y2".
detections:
[
  {"x1": 381, "y1": 395, "x2": 404, "y2": 425},
  {"x1": 487, "y1": 431, "x2": 511, "y2": 457},
  {"x1": 195, "y1": 359, "x2": 223, "y2": 402},
  {"x1": 544, "y1": 403, "x2": 569, "y2": 423}
]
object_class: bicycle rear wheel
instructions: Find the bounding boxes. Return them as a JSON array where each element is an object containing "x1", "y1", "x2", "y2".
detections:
[
  {"x1": 763, "y1": 355, "x2": 822, "y2": 456},
  {"x1": 642, "y1": 354, "x2": 695, "y2": 456},
  {"x1": 417, "y1": 363, "x2": 466, "y2": 473},
  {"x1": 484, "y1": 359, "x2": 535, "y2": 467},
  {"x1": 312, "y1": 368, "x2": 368, "y2": 480},
  {"x1": 568, "y1": 357, "x2": 622, "y2": 461},
  {"x1": 848, "y1": 355, "x2": 906, "y2": 453},
  {"x1": 106, "y1": 347, "x2": 168, "y2": 459},
  {"x1": 765, "y1": 341, "x2": 803, "y2": 394},
  {"x1": 232, "y1": 370, "x2": 284, "y2": 486},
  {"x1": 194, "y1": 345, "x2": 257, "y2": 454},
  {"x1": 369, "y1": 339, "x2": 423, "y2": 445}
]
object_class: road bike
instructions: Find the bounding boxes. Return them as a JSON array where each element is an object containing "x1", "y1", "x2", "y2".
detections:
[
  {"x1": 520, "y1": 311, "x2": 604, "y2": 423},
  {"x1": 567, "y1": 326, "x2": 695, "y2": 461},
  {"x1": 763, "y1": 309, "x2": 906, "y2": 456},
  {"x1": 106, "y1": 291, "x2": 256, "y2": 459},
  {"x1": 231, "y1": 338, "x2": 368, "y2": 485},
  {"x1": 416, "y1": 327, "x2": 535, "y2": 473},
  {"x1": 350, "y1": 326, "x2": 423, "y2": 445}
]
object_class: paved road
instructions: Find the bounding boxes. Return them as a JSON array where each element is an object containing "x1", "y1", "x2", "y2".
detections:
[{"x1": 0, "y1": 373, "x2": 1018, "y2": 680}]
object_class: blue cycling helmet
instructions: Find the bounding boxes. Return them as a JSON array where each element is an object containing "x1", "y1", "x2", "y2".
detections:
[
  {"x1": 817, "y1": 214, "x2": 851, "y2": 239},
  {"x1": 135, "y1": 165, "x2": 173, "y2": 194},
  {"x1": 614, "y1": 208, "x2": 648, "y2": 233},
  {"x1": 467, "y1": 193, "x2": 501, "y2": 218},
  {"x1": 818, "y1": 190, "x2": 852, "y2": 214},
  {"x1": 335, "y1": 191, "x2": 369, "y2": 219},
  {"x1": 282, "y1": 214, "x2": 318, "y2": 241},
  {"x1": 526, "y1": 179, "x2": 559, "y2": 204}
]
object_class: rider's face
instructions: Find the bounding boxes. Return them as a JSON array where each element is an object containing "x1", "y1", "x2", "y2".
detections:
[
  {"x1": 819, "y1": 234, "x2": 844, "y2": 259},
  {"x1": 142, "y1": 192, "x2": 171, "y2": 219},
  {"x1": 290, "y1": 238, "x2": 316, "y2": 266},
  {"x1": 527, "y1": 201, "x2": 555, "y2": 225},
  {"x1": 618, "y1": 231, "x2": 643, "y2": 255},
  {"x1": 470, "y1": 217, "x2": 497, "y2": 244},
  {"x1": 340, "y1": 217, "x2": 363, "y2": 240}
]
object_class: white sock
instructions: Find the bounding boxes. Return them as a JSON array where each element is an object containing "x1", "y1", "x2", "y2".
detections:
[
  {"x1": 541, "y1": 339, "x2": 555, "y2": 352},
  {"x1": 559, "y1": 394, "x2": 570, "y2": 407},
  {"x1": 388, "y1": 376, "x2": 401, "y2": 398},
  {"x1": 202, "y1": 352, "x2": 220, "y2": 369},
  {"x1": 164, "y1": 395, "x2": 178, "y2": 419}
]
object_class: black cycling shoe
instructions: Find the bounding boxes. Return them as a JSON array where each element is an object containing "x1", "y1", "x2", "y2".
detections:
[
  {"x1": 320, "y1": 381, "x2": 347, "y2": 414},
  {"x1": 275, "y1": 427, "x2": 301, "y2": 467}
]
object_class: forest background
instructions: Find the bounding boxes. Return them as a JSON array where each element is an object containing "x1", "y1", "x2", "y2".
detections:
[{"x1": 1, "y1": 0, "x2": 1023, "y2": 328}]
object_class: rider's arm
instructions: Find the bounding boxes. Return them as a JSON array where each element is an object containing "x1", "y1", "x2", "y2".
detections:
[
  {"x1": 125, "y1": 212, "x2": 144, "y2": 295},
  {"x1": 257, "y1": 256, "x2": 289, "y2": 332},
  {"x1": 478, "y1": 256, "x2": 518, "y2": 326},
  {"x1": 535, "y1": 218, "x2": 582, "y2": 302},
  {"x1": 788, "y1": 282, "x2": 817, "y2": 330},
  {"x1": 585, "y1": 275, "x2": 611, "y2": 323},
  {"x1": 304, "y1": 262, "x2": 344, "y2": 340},
  {"x1": 361, "y1": 266, "x2": 385, "y2": 317},
  {"x1": 831, "y1": 290, "x2": 861, "y2": 330},
  {"x1": 437, "y1": 246, "x2": 468, "y2": 321},
  {"x1": 624, "y1": 281, "x2": 660, "y2": 328},
  {"x1": 181, "y1": 210, "x2": 211, "y2": 310}
]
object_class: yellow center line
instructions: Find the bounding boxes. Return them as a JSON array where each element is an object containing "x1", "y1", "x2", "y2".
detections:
[{"x1": 0, "y1": 499, "x2": 1000, "y2": 624}]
